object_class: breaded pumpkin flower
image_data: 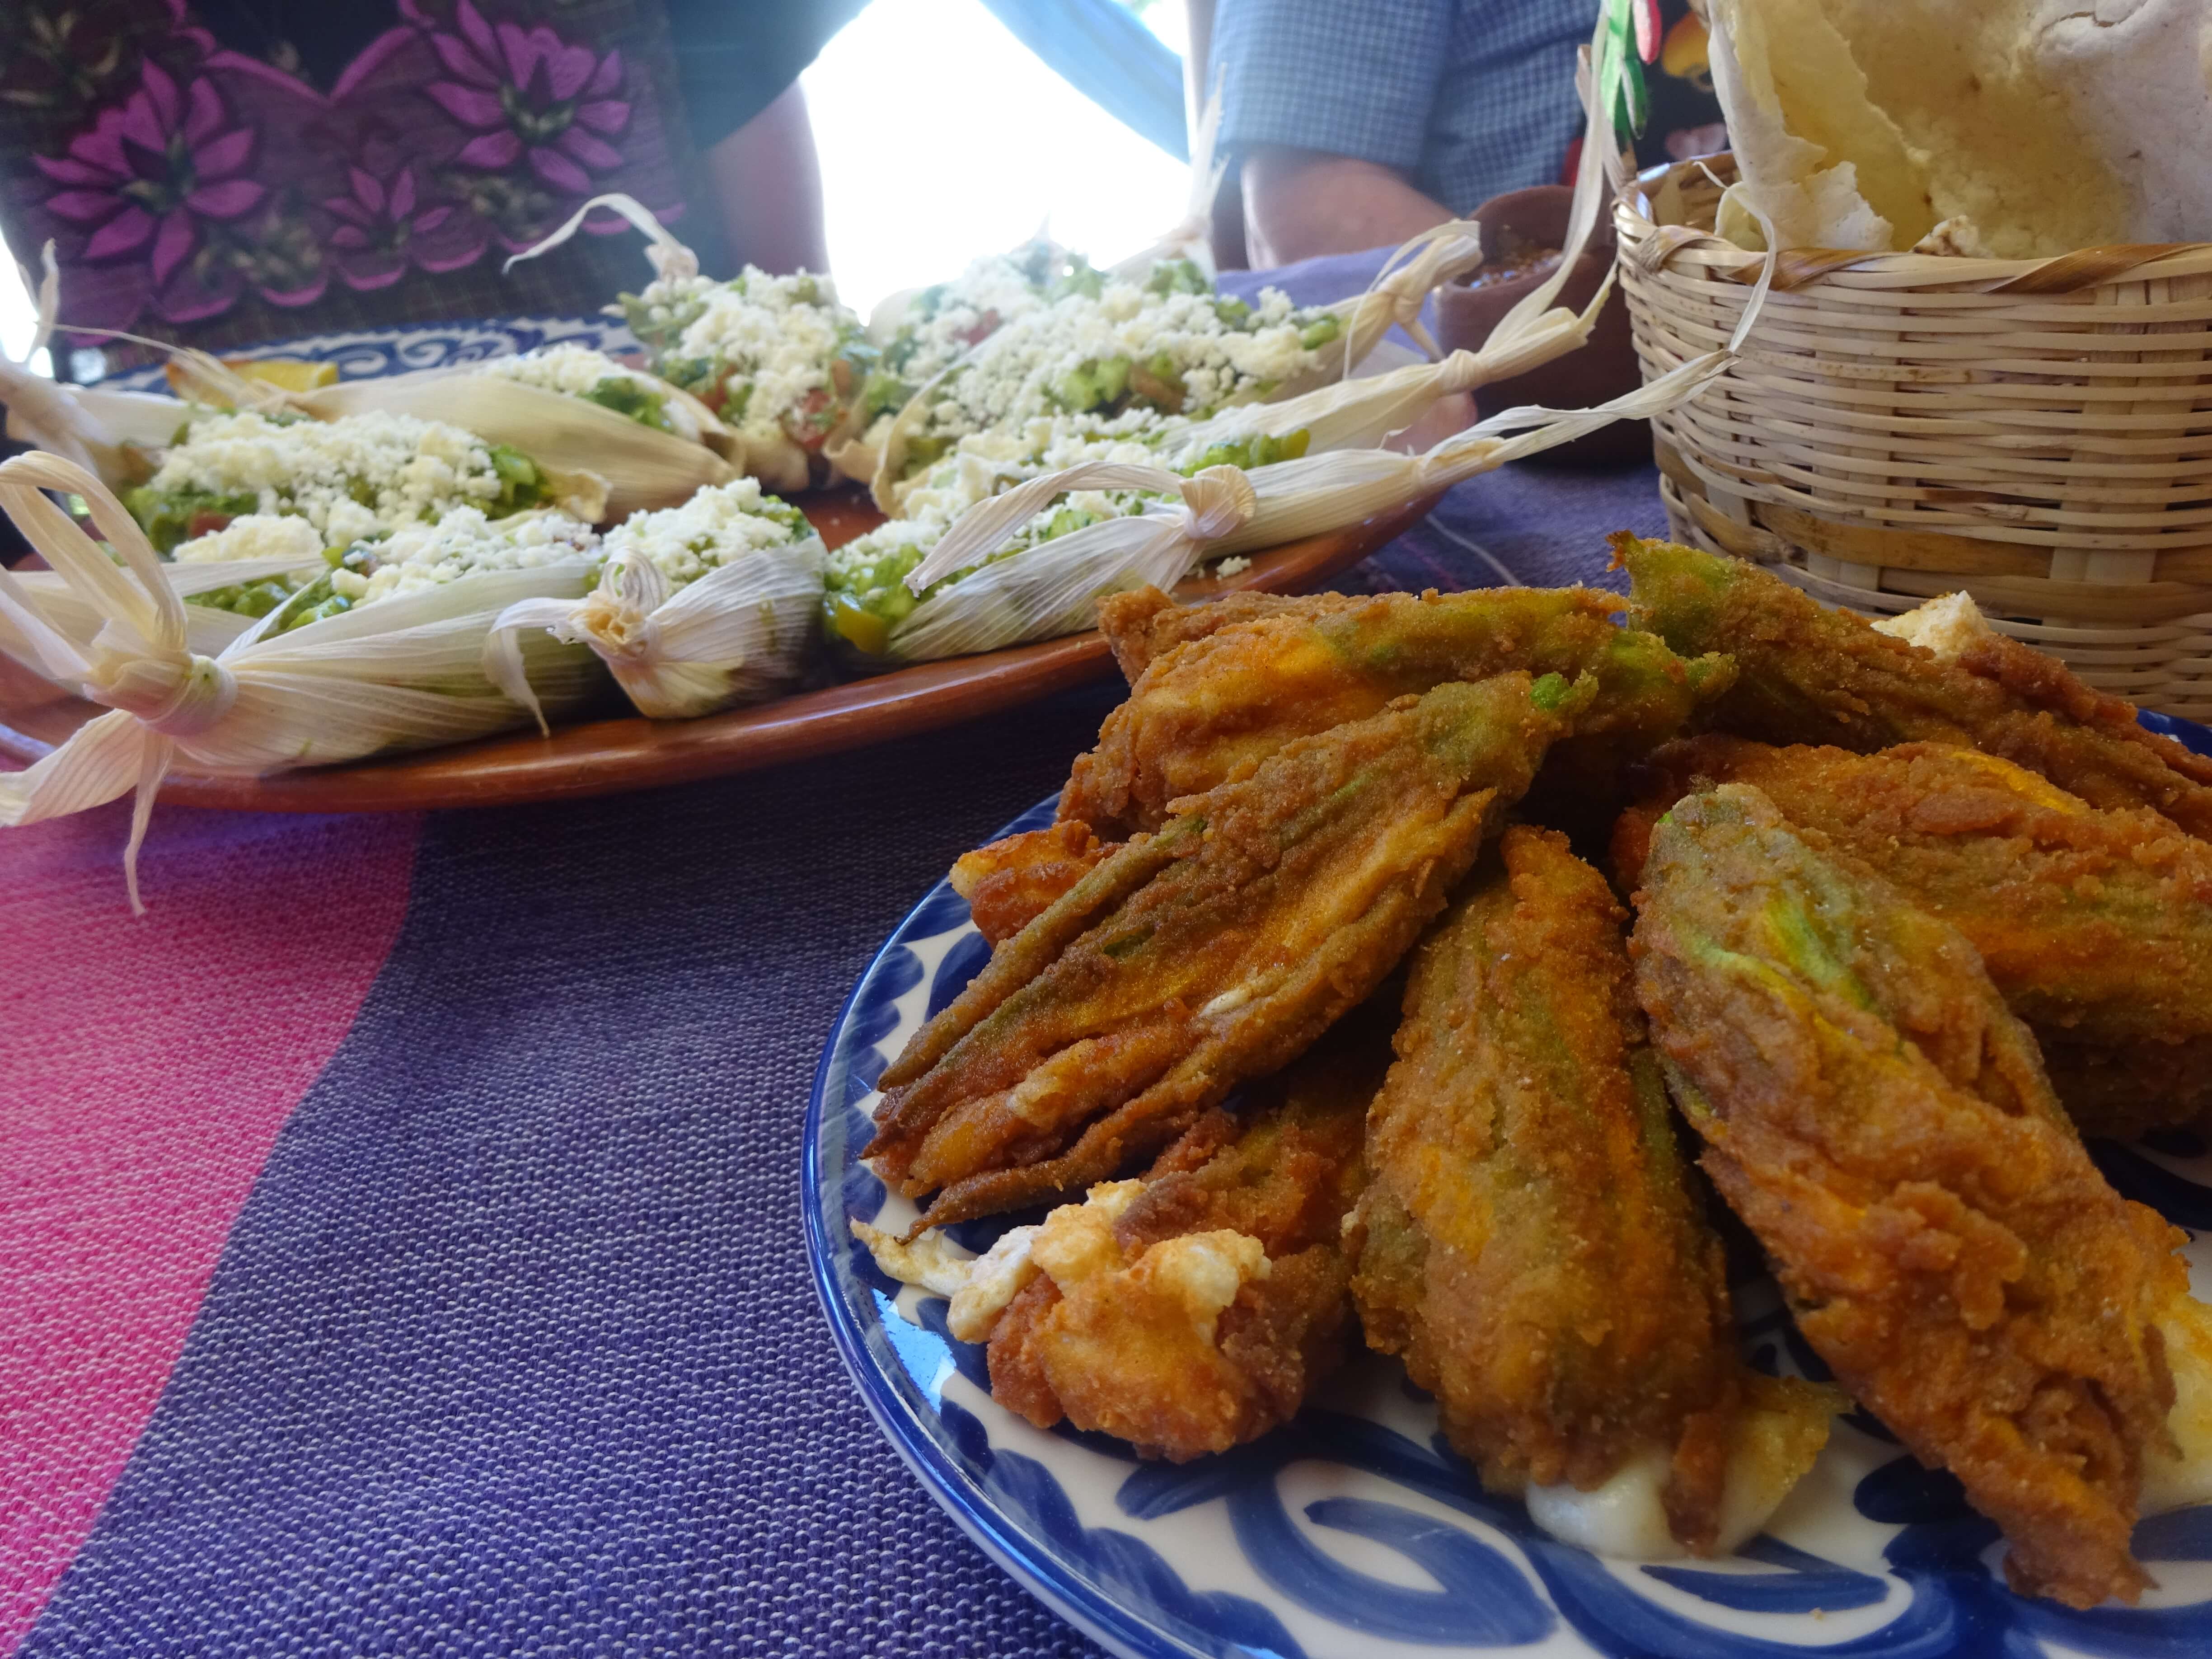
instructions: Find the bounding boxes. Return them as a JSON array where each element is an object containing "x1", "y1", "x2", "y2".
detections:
[
  {"x1": 1350, "y1": 825, "x2": 1833, "y2": 1559},
  {"x1": 1613, "y1": 536, "x2": 2212, "y2": 840},
  {"x1": 1062, "y1": 584, "x2": 1734, "y2": 841},
  {"x1": 860, "y1": 1006, "x2": 1390, "y2": 1462},
  {"x1": 866, "y1": 671, "x2": 1594, "y2": 1231},
  {"x1": 1632, "y1": 784, "x2": 2204, "y2": 1608},
  {"x1": 1615, "y1": 737, "x2": 2212, "y2": 1138}
]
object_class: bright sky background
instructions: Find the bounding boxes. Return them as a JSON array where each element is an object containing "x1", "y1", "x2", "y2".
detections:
[
  {"x1": 805, "y1": 0, "x2": 1190, "y2": 320},
  {"x1": 0, "y1": 0, "x2": 1190, "y2": 374},
  {"x1": 0, "y1": 258, "x2": 42, "y2": 375}
]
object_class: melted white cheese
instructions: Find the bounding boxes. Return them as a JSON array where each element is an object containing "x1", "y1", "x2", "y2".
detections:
[{"x1": 1872, "y1": 590, "x2": 1991, "y2": 661}]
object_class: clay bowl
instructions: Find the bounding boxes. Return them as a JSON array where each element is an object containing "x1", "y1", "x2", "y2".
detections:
[{"x1": 1435, "y1": 184, "x2": 1646, "y2": 467}]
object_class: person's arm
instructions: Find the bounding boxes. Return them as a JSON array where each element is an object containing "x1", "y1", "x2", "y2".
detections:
[
  {"x1": 1209, "y1": 0, "x2": 1455, "y2": 267},
  {"x1": 700, "y1": 83, "x2": 831, "y2": 276},
  {"x1": 1241, "y1": 145, "x2": 1453, "y2": 267}
]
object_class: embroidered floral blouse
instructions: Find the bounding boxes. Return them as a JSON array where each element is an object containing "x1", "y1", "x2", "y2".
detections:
[{"x1": 0, "y1": 0, "x2": 731, "y2": 362}]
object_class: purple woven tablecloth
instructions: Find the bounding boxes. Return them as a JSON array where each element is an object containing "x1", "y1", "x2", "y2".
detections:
[{"x1": 0, "y1": 251, "x2": 1670, "y2": 1658}]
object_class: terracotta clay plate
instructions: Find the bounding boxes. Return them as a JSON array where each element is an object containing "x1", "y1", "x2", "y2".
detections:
[{"x1": 0, "y1": 490, "x2": 1434, "y2": 813}]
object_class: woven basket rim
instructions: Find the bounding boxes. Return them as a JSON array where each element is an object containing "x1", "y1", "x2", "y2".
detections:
[{"x1": 1620, "y1": 155, "x2": 2212, "y2": 295}]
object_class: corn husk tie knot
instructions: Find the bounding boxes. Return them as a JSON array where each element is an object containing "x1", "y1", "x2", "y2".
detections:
[
  {"x1": 565, "y1": 552, "x2": 670, "y2": 665},
  {"x1": 485, "y1": 528, "x2": 827, "y2": 725},
  {"x1": 101, "y1": 651, "x2": 239, "y2": 736},
  {"x1": 1174, "y1": 465, "x2": 1260, "y2": 543},
  {"x1": 0, "y1": 450, "x2": 609, "y2": 911}
]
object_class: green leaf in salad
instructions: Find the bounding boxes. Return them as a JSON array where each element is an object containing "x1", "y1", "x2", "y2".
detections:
[
  {"x1": 123, "y1": 484, "x2": 263, "y2": 555},
  {"x1": 1143, "y1": 258, "x2": 1211, "y2": 298},
  {"x1": 578, "y1": 375, "x2": 674, "y2": 432},
  {"x1": 1179, "y1": 427, "x2": 1310, "y2": 474}
]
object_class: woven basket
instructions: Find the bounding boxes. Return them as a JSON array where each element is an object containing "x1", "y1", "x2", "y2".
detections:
[{"x1": 1616, "y1": 155, "x2": 2212, "y2": 720}]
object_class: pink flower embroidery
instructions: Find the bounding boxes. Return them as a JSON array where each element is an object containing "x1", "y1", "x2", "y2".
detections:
[
  {"x1": 323, "y1": 162, "x2": 479, "y2": 291},
  {"x1": 423, "y1": 0, "x2": 630, "y2": 197},
  {"x1": 34, "y1": 58, "x2": 263, "y2": 291}
]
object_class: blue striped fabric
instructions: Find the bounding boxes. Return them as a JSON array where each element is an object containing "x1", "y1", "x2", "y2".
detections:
[{"x1": 1210, "y1": 0, "x2": 1593, "y2": 211}]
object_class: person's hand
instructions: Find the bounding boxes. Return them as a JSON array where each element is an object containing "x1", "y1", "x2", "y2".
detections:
[{"x1": 1241, "y1": 148, "x2": 1455, "y2": 267}]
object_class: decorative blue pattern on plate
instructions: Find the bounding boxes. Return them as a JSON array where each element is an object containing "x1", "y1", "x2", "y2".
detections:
[
  {"x1": 98, "y1": 316, "x2": 641, "y2": 391},
  {"x1": 803, "y1": 735, "x2": 2212, "y2": 1657}
]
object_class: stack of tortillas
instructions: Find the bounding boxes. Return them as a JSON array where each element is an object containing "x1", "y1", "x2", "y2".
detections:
[{"x1": 1705, "y1": 0, "x2": 2212, "y2": 257}]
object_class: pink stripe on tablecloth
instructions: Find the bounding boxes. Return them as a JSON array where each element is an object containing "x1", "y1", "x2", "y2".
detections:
[{"x1": 0, "y1": 798, "x2": 420, "y2": 1657}]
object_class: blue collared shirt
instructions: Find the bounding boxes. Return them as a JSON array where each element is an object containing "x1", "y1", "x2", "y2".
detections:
[{"x1": 1209, "y1": 0, "x2": 1593, "y2": 213}]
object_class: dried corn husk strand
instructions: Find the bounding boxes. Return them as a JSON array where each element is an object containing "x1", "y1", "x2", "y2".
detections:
[
  {"x1": 0, "y1": 453, "x2": 603, "y2": 910},
  {"x1": 881, "y1": 350, "x2": 1735, "y2": 664},
  {"x1": 1299, "y1": 221, "x2": 1484, "y2": 389},
  {"x1": 1105, "y1": 64, "x2": 1229, "y2": 283},
  {"x1": 0, "y1": 554, "x2": 323, "y2": 665},
  {"x1": 1164, "y1": 257, "x2": 1614, "y2": 464},
  {"x1": 0, "y1": 244, "x2": 183, "y2": 489},
  {"x1": 483, "y1": 480, "x2": 827, "y2": 723}
]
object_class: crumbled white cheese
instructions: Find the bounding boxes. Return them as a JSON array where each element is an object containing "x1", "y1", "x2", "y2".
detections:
[
  {"x1": 885, "y1": 251, "x2": 1055, "y2": 389},
  {"x1": 1210, "y1": 556, "x2": 1251, "y2": 578},
  {"x1": 150, "y1": 409, "x2": 517, "y2": 536},
  {"x1": 598, "y1": 477, "x2": 805, "y2": 590},
  {"x1": 351, "y1": 507, "x2": 601, "y2": 604},
  {"x1": 633, "y1": 267, "x2": 858, "y2": 448},
  {"x1": 171, "y1": 512, "x2": 325, "y2": 564},
  {"x1": 922, "y1": 279, "x2": 1323, "y2": 449},
  {"x1": 476, "y1": 342, "x2": 651, "y2": 399}
]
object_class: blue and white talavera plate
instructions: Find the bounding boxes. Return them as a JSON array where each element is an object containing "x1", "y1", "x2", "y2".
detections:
[
  {"x1": 98, "y1": 315, "x2": 638, "y2": 391},
  {"x1": 806, "y1": 711, "x2": 2212, "y2": 1659}
]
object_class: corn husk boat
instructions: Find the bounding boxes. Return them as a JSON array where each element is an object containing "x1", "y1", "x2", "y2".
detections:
[
  {"x1": 862, "y1": 234, "x2": 1486, "y2": 517},
  {"x1": 221, "y1": 355, "x2": 731, "y2": 523},
  {"x1": 878, "y1": 350, "x2": 1733, "y2": 663},
  {"x1": 832, "y1": 7, "x2": 1687, "y2": 667},
  {"x1": 483, "y1": 478, "x2": 827, "y2": 723},
  {"x1": 0, "y1": 248, "x2": 716, "y2": 521},
  {"x1": 0, "y1": 453, "x2": 603, "y2": 909}
]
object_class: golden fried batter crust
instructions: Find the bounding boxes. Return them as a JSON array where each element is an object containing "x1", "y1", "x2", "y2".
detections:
[
  {"x1": 1616, "y1": 737, "x2": 2212, "y2": 1137},
  {"x1": 1063, "y1": 586, "x2": 1726, "y2": 841},
  {"x1": 868, "y1": 673, "x2": 1590, "y2": 1230},
  {"x1": 1614, "y1": 535, "x2": 2212, "y2": 839},
  {"x1": 951, "y1": 822, "x2": 1115, "y2": 949},
  {"x1": 1350, "y1": 826, "x2": 1748, "y2": 1550},
  {"x1": 1632, "y1": 786, "x2": 2188, "y2": 1608},
  {"x1": 986, "y1": 1013, "x2": 1387, "y2": 1460},
  {"x1": 1094, "y1": 585, "x2": 1361, "y2": 683}
]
